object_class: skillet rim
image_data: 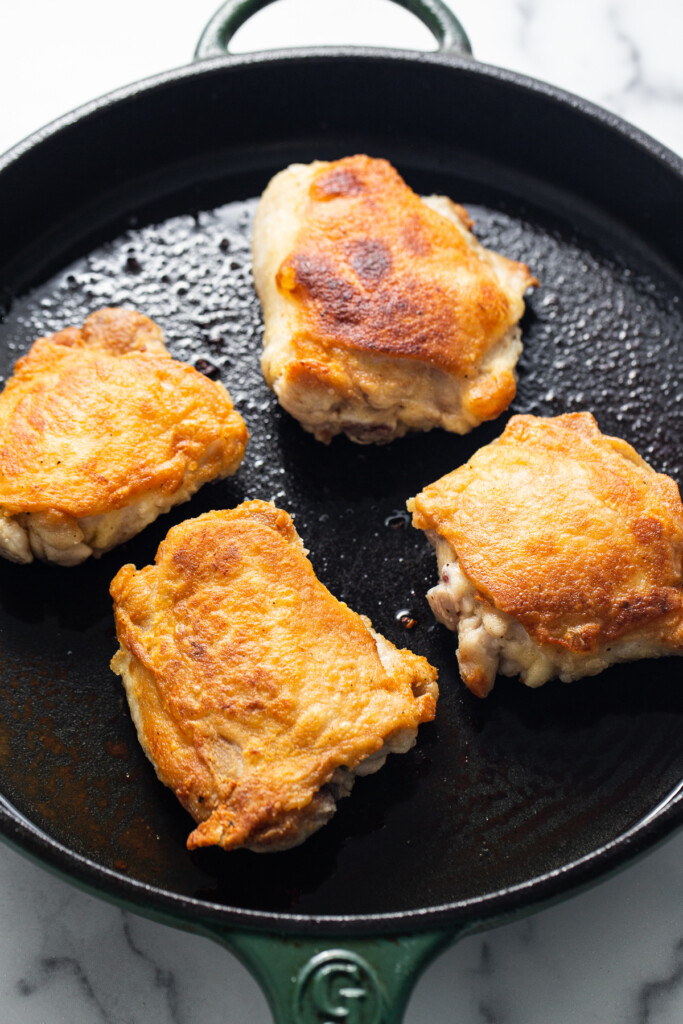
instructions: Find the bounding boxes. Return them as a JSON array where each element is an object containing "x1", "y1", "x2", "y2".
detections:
[
  {"x1": 1, "y1": 781, "x2": 683, "y2": 934},
  {"x1": 1, "y1": 45, "x2": 682, "y2": 182},
  {"x1": 1, "y1": 44, "x2": 683, "y2": 935}
]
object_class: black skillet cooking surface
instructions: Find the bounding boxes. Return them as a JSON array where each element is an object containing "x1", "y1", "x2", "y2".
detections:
[
  {"x1": 0, "y1": 6, "x2": 683, "y2": 933},
  {"x1": 1, "y1": 163, "x2": 682, "y2": 919}
]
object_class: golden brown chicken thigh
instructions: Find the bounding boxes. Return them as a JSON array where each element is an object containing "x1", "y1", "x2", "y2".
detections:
[
  {"x1": 409, "y1": 413, "x2": 683, "y2": 695},
  {"x1": 110, "y1": 500, "x2": 438, "y2": 852},
  {"x1": 253, "y1": 155, "x2": 537, "y2": 444},
  {"x1": 0, "y1": 308, "x2": 248, "y2": 565}
]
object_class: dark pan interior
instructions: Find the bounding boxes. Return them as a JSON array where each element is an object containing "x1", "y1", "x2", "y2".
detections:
[{"x1": 0, "y1": 54, "x2": 682, "y2": 923}]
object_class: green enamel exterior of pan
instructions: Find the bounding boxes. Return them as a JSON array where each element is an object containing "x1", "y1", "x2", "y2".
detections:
[{"x1": 195, "y1": 0, "x2": 472, "y2": 59}]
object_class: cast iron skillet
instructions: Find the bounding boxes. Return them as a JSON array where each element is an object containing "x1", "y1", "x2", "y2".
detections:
[{"x1": 1, "y1": 0, "x2": 683, "y2": 1019}]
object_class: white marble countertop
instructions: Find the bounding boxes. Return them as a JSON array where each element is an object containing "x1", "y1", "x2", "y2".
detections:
[{"x1": 1, "y1": 2, "x2": 683, "y2": 1022}]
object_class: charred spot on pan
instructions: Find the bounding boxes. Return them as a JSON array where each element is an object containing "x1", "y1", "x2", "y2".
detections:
[
  {"x1": 124, "y1": 255, "x2": 143, "y2": 274},
  {"x1": 194, "y1": 357, "x2": 220, "y2": 378}
]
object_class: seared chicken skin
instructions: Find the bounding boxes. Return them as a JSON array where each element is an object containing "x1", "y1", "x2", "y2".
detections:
[
  {"x1": 110, "y1": 500, "x2": 438, "y2": 852},
  {"x1": 0, "y1": 308, "x2": 248, "y2": 565},
  {"x1": 253, "y1": 155, "x2": 537, "y2": 444},
  {"x1": 409, "y1": 413, "x2": 683, "y2": 696}
]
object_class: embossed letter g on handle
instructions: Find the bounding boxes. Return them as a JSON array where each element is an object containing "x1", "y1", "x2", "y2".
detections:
[{"x1": 295, "y1": 951, "x2": 384, "y2": 1024}]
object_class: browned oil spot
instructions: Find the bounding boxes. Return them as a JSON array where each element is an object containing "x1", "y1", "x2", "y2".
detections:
[
  {"x1": 30, "y1": 768, "x2": 90, "y2": 827},
  {"x1": 104, "y1": 739, "x2": 130, "y2": 760},
  {"x1": 38, "y1": 732, "x2": 68, "y2": 757},
  {"x1": 114, "y1": 816, "x2": 174, "y2": 877}
]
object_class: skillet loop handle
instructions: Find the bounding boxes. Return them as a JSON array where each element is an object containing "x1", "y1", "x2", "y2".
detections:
[
  {"x1": 195, "y1": 0, "x2": 472, "y2": 60},
  {"x1": 200, "y1": 926, "x2": 459, "y2": 1023}
]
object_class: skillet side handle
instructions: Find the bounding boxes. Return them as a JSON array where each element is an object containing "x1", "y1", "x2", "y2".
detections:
[
  {"x1": 194, "y1": 0, "x2": 472, "y2": 60},
  {"x1": 198, "y1": 923, "x2": 461, "y2": 1023}
]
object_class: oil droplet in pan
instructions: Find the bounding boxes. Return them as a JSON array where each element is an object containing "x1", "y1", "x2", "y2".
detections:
[
  {"x1": 396, "y1": 609, "x2": 418, "y2": 629},
  {"x1": 384, "y1": 510, "x2": 411, "y2": 529}
]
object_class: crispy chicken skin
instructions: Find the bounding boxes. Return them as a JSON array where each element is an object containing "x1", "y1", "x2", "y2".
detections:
[
  {"x1": 110, "y1": 500, "x2": 438, "y2": 852},
  {"x1": 408, "y1": 413, "x2": 683, "y2": 696},
  {"x1": 253, "y1": 155, "x2": 537, "y2": 444},
  {"x1": 0, "y1": 308, "x2": 248, "y2": 565}
]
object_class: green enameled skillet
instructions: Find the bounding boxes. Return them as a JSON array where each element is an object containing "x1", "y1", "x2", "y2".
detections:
[{"x1": 1, "y1": 1, "x2": 683, "y2": 1020}]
